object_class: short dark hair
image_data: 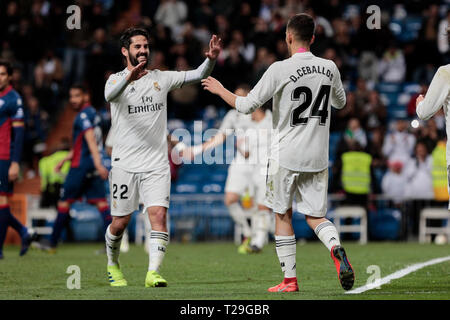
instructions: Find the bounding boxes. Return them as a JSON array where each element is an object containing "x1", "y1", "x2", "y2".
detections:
[
  {"x1": 70, "y1": 83, "x2": 87, "y2": 92},
  {"x1": 119, "y1": 27, "x2": 150, "y2": 50},
  {"x1": 286, "y1": 13, "x2": 315, "y2": 43},
  {"x1": 0, "y1": 60, "x2": 13, "y2": 76}
]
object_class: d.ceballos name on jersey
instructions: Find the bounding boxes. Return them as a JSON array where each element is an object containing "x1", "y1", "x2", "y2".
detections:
[
  {"x1": 128, "y1": 96, "x2": 164, "y2": 114},
  {"x1": 289, "y1": 65, "x2": 334, "y2": 82}
]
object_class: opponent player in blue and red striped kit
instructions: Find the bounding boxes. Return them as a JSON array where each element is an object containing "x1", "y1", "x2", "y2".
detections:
[
  {"x1": 47, "y1": 84, "x2": 111, "y2": 252},
  {"x1": 0, "y1": 60, "x2": 36, "y2": 259}
]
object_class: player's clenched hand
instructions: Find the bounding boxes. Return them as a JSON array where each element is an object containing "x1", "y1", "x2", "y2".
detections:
[
  {"x1": 8, "y1": 162, "x2": 19, "y2": 182},
  {"x1": 202, "y1": 76, "x2": 224, "y2": 95},
  {"x1": 205, "y1": 35, "x2": 222, "y2": 60},
  {"x1": 96, "y1": 165, "x2": 109, "y2": 180},
  {"x1": 416, "y1": 94, "x2": 424, "y2": 107},
  {"x1": 126, "y1": 61, "x2": 148, "y2": 82}
]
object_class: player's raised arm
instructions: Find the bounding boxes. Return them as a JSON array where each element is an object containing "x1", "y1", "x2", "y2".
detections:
[
  {"x1": 182, "y1": 35, "x2": 222, "y2": 86},
  {"x1": 202, "y1": 63, "x2": 279, "y2": 114},
  {"x1": 416, "y1": 66, "x2": 450, "y2": 120},
  {"x1": 104, "y1": 62, "x2": 147, "y2": 102}
]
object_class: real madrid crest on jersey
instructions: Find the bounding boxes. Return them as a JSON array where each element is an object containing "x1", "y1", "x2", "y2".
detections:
[{"x1": 153, "y1": 82, "x2": 161, "y2": 91}]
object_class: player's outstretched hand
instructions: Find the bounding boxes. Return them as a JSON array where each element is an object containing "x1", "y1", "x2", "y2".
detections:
[
  {"x1": 205, "y1": 35, "x2": 222, "y2": 60},
  {"x1": 127, "y1": 61, "x2": 148, "y2": 82},
  {"x1": 96, "y1": 165, "x2": 109, "y2": 180},
  {"x1": 202, "y1": 76, "x2": 224, "y2": 95},
  {"x1": 416, "y1": 94, "x2": 424, "y2": 107}
]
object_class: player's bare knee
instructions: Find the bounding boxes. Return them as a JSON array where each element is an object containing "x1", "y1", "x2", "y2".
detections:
[
  {"x1": 305, "y1": 216, "x2": 327, "y2": 229},
  {"x1": 148, "y1": 207, "x2": 167, "y2": 225},
  {"x1": 110, "y1": 217, "x2": 129, "y2": 235},
  {"x1": 224, "y1": 193, "x2": 240, "y2": 206}
]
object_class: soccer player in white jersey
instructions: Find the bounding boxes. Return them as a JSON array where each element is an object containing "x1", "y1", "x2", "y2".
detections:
[
  {"x1": 181, "y1": 85, "x2": 273, "y2": 254},
  {"x1": 202, "y1": 14, "x2": 354, "y2": 292},
  {"x1": 103, "y1": 28, "x2": 221, "y2": 287}
]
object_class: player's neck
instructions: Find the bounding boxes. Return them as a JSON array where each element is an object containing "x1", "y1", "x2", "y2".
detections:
[{"x1": 290, "y1": 43, "x2": 310, "y2": 56}]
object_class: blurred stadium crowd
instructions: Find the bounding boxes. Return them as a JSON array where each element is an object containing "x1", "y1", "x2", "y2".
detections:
[{"x1": 1, "y1": 0, "x2": 450, "y2": 240}]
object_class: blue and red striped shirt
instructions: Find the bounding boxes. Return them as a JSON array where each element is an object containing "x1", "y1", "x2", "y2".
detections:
[{"x1": 71, "y1": 104, "x2": 103, "y2": 168}]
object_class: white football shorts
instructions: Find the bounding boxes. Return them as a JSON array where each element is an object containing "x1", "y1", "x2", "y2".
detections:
[
  {"x1": 109, "y1": 165, "x2": 171, "y2": 216},
  {"x1": 224, "y1": 163, "x2": 253, "y2": 195},
  {"x1": 264, "y1": 159, "x2": 328, "y2": 217},
  {"x1": 252, "y1": 164, "x2": 269, "y2": 206}
]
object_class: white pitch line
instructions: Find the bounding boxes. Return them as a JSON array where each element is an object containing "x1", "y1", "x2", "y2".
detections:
[{"x1": 346, "y1": 255, "x2": 450, "y2": 294}]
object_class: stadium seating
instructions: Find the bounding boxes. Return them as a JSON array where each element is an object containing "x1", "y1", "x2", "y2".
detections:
[
  {"x1": 332, "y1": 206, "x2": 368, "y2": 244},
  {"x1": 291, "y1": 211, "x2": 315, "y2": 240},
  {"x1": 418, "y1": 208, "x2": 450, "y2": 243},
  {"x1": 390, "y1": 16, "x2": 423, "y2": 43},
  {"x1": 369, "y1": 208, "x2": 402, "y2": 240},
  {"x1": 69, "y1": 202, "x2": 103, "y2": 241}
]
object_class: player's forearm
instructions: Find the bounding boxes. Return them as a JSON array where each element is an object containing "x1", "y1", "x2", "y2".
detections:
[
  {"x1": 84, "y1": 130, "x2": 103, "y2": 168},
  {"x1": 195, "y1": 133, "x2": 227, "y2": 155},
  {"x1": 184, "y1": 58, "x2": 216, "y2": 86},
  {"x1": 217, "y1": 87, "x2": 238, "y2": 109},
  {"x1": 105, "y1": 75, "x2": 130, "y2": 102},
  {"x1": 64, "y1": 150, "x2": 74, "y2": 162}
]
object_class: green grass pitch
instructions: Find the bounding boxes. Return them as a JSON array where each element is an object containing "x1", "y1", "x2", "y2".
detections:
[{"x1": 0, "y1": 242, "x2": 449, "y2": 300}]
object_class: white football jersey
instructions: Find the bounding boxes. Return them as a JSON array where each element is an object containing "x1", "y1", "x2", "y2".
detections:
[
  {"x1": 416, "y1": 64, "x2": 450, "y2": 166},
  {"x1": 105, "y1": 68, "x2": 185, "y2": 172},
  {"x1": 218, "y1": 109, "x2": 254, "y2": 165},
  {"x1": 235, "y1": 51, "x2": 346, "y2": 172}
]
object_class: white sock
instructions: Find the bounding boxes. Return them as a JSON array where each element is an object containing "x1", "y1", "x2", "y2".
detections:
[
  {"x1": 105, "y1": 225, "x2": 123, "y2": 266},
  {"x1": 251, "y1": 210, "x2": 271, "y2": 248},
  {"x1": 275, "y1": 235, "x2": 297, "y2": 279},
  {"x1": 148, "y1": 230, "x2": 169, "y2": 272},
  {"x1": 228, "y1": 202, "x2": 252, "y2": 238},
  {"x1": 314, "y1": 220, "x2": 341, "y2": 252}
]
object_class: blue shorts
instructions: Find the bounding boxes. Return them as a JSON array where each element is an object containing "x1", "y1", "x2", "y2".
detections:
[
  {"x1": 0, "y1": 160, "x2": 13, "y2": 196},
  {"x1": 60, "y1": 163, "x2": 107, "y2": 203}
]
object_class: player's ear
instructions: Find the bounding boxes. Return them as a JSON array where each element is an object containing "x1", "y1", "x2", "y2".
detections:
[
  {"x1": 285, "y1": 31, "x2": 291, "y2": 45},
  {"x1": 310, "y1": 35, "x2": 315, "y2": 46},
  {"x1": 121, "y1": 47, "x2": 129, "y2": 59}
]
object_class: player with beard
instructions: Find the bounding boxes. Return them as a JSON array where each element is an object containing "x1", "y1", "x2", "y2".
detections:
[{"x1": 104, "y1": 28, "x2": 221, "y2": 287}]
